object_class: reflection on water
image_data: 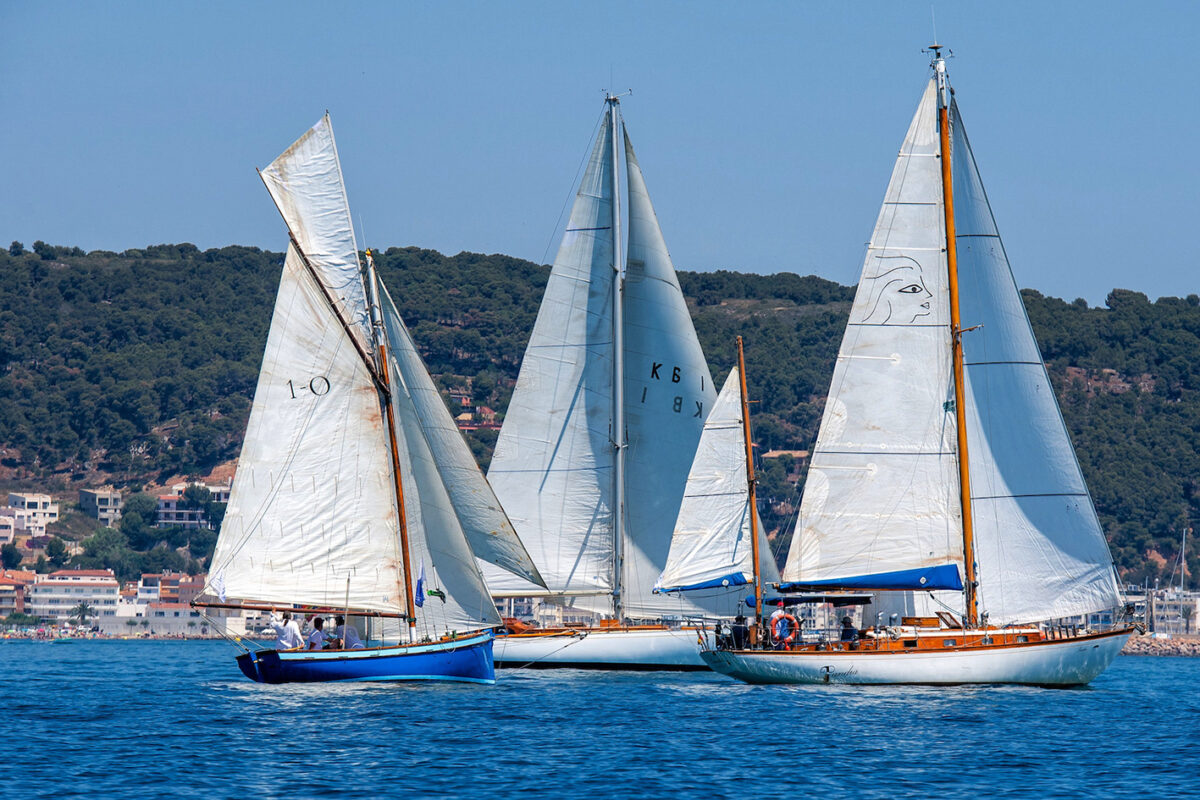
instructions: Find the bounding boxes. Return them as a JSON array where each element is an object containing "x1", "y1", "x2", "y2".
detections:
[{"x1": 7, "y1": 640, "x2": 1198, "y2": 800}]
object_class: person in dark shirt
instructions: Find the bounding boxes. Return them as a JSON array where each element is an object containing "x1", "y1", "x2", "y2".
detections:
[{"x1": 731, "y1": 614, "x2": 748, "y2": 650}]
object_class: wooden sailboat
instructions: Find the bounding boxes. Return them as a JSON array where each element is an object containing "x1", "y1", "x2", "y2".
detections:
[
  {"x1": 484, "y1": 96, "x2": 748, "y2": 669},
  {"x1": 701, "y1": 47, "x2": 1137, "y2": 686},
  {"x1": 193, "y1": 114, "x2": 544, "y2": 684}
]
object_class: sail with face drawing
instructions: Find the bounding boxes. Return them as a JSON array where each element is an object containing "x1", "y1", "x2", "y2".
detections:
[
  {"x1": 484, "y1": 103, "x2": 735, "y2": 619},
  {"x1": 782, "y1": 79, "x2": 1121, "y2": 625}
]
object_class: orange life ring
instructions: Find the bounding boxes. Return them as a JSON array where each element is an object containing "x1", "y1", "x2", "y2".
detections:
[{"x1": 771, "y1": 612, "x2": 799, "y2": 645}]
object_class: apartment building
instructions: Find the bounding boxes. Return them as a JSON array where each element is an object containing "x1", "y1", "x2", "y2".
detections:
[
  {"x1": 28, "y1": 569, "x2": 120, "y2": 622},
  {"x1": 79, "y1": 488, "x2": 123, "y2": 526}
]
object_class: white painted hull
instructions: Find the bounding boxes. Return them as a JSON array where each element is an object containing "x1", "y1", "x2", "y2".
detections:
[
  {"x1": 495, "y1": 627, "x2": 707, "y2": 670},
  {"x1": 701, "y1": 629, "x2": 1133, "y2": 686}
]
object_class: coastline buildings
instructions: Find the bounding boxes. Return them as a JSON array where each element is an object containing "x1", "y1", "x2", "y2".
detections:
[
  {"x1": 1, "y1": 492, "x2": 60, "y2": 537},
  {"x1": 27, "y1": 568, "x2": 120, "y2": 623}
]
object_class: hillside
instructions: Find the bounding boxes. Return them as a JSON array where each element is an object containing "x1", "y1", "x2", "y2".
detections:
[{"x1": 1, "y1": 240, "x2": 1196, "y2": 585}]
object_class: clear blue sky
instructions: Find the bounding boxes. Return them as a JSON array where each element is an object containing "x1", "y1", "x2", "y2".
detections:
[{"x1": 3, "y1": 1, "x2": 1197, "y2": 305}]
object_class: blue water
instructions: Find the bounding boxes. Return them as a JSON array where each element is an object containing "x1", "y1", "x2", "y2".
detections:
[{"x1": 8, "y1": 640, "x2": 1197, "y2": 799}]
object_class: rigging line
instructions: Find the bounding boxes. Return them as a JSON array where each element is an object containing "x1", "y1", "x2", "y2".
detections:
[{"x1": 508, "y1": 629, "x2": 591, "y2": 670}]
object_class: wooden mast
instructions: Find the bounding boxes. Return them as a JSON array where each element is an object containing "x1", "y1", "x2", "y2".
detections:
[
  {"x1": 737, "y1": 337, "x2": 764, "y2": 626},
  {"x1": 933, "y1": 46, "x2": 979, "y2": 627},
  {"x1": 366, "y1": 249, "x2": 418, "y2": 630}
]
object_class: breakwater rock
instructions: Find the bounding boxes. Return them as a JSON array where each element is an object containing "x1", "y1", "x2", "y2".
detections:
[{"x1": 1122, "y1": 635, "x2": 1200, "y2": 657}]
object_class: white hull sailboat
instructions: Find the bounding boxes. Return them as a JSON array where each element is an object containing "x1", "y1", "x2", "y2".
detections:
[
  {"x1": 702, "y1": 47, "x2": 1136, "y2": 687},
  {"x1": 703, "y1": 628, "x2": 1130, "y2": 686},
  {"x1": 195, "y1": 115, "x2": 544, "y2": 684},
  {"x1": 485, "y1": 96, "x2": 750, "y2": 669}
]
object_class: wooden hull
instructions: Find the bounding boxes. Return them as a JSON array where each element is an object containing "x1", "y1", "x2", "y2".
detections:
[
  {"x1": 700, "y1": 628, "x2": 1133, "y2": 686},
  {"x1": 495, "y1": 626, "x2": 707, "y2": 670},
  {"x1": 235, "y1": 631, "x2": 495, "y2": 684}
]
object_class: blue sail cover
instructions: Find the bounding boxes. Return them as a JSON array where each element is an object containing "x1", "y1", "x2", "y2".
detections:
[
  {"x1": 778, "y1": 563, "x2": 963, "y2": 593},
  {"x1": 654, "y1": 571, "x2": 751, "y2": 594}
]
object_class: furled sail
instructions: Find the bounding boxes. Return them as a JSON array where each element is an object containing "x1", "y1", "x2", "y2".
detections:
[
  {"x1": 206, "y1": 245, "x2": 407, "y2": 614},
  {"x1": 655, "y1": 368, "x2": 780, "y2": 594},
  {"x1": 258, "y1": 114, "x2": 373, "y2": 358},
  {"x1": 783, "y1": 80, "x2": 965, "y2": 592},
  {"x1": 379, "y1": 282, "x2": 545, "y2": 589},
  {"x1": 484, "y1": 120, "x2": 617, "y2": 599},
  {"x1": 950, "y1": 101, "x2": 1121, "y2": 624},
  {"x1": 620, "y1": 128, "x2": 723, "y2": 618}
]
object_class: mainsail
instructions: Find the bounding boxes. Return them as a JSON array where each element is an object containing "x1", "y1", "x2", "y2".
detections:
[
  {"x1": 656, "y1": 368, "x2": 780, "y2": 594},
  {"x1": 205, "y1": 114, "x2": 504, "y2": 632},
  {"x1": 783, "y1": 76, "x2": 1122, "y2": 624},
  {"x1": 785, "y1": 81, "x2": 964, "y2": 593},
  {"x1": 486, "y1": 103, "x2": 732, "y2": 618}
]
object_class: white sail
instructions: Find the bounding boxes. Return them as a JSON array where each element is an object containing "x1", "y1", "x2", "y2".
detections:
[
  {"x1": 206, "y1": 245, "x2": 407, "y2": 614},
  {"x1": 784, "y1": 80, "x2": 965, "y2": 591},
  {"x1": 382, "y1": 329, "x2": 502, "y2": 631},
  {"x1": 378, "y1": 282, "x2": 545, "y2": 589},
  {"x1": 258, "y1": 114, "x2": 373, "y2": 357},
  {"x1": 950, "y1": 101, "x2": 1121, "y2": 623},
  {"x1": 656, "y1": 368, "x2": 780, "y2": 595},
  {"x1": 485, "y1": 119, "x2": 617, "y2": 599},
  {"x1": 620, "y1": 128, "x2": 725, "y2": 618}
]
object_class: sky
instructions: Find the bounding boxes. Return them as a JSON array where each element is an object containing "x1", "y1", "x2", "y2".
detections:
[{"x1": 3, "y1": 1, "x2": 1197, "y2": 305}]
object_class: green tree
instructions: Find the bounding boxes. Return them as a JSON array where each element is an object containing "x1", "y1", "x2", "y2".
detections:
[
  {"x1": 8, "y1": 241, "x2": 23, "y2": 256},
  {"x1": 69, "y1": 601, "x2": 96, "y2": 626},
  {"x1": 46, "y1": 536, "x2": 69, "y2": 567},
  {"x1": 0, "y1": 543, "x2": 20, "y2": 569}
]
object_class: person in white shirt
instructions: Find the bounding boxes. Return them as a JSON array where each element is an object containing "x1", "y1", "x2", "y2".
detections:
[
  {"x1": 334, "y1": 615, "x2": 364, "y2": 650},
  {"x1": 306, "y1": 616, "x2": 327, "y2": 650},
  {"x1": 268, "y1": 611, "x2": 304, "y2": 651}
]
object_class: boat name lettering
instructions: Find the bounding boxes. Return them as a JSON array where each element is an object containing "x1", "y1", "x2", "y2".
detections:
[{"x1": 286, "y1": 376, "x2": 331, "y2": 399}]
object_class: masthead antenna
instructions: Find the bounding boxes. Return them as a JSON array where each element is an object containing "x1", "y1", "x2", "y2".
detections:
[{"x1": 603, "y1": 88, "x2": 633, "y2": 104}]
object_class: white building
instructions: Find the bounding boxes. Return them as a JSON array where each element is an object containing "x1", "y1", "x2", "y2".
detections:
[
  {"x1": 28, "y1": 569, "x2": 120, "y2": 623},
  {"x1": 7, "y1": 493, "x2": 59, "y2": 532},
  {"x1": 0, "y1": 512, "x2": 15, "y2": 545}
]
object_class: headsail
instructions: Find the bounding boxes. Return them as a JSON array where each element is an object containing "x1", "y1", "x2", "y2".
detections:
[
  {"x1": 655, "y1": 368, "x2": 779, "y2": 594},
  {"x1": 484, "y1": 119, "x2": 617, "y2": 599},
  {"x1": 950, "y1": 101, "x2": 1121, "y2": 623},
  {"x1": 378, "y1": 281, "x2": 545, "y2": 589},
  {"x1": 381, "y1": 320, "x2": 502, "y2": 630},
  {"x1": 783, "y1": 80, "x2": 965, "y2": 593}
]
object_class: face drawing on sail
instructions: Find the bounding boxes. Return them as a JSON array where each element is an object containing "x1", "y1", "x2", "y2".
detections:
[{"x1": 861, "y1": 255, "x2": 933, "y2": 324}]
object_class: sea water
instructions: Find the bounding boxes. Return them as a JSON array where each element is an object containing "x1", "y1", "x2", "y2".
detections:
[{"x1": 7, "y1": 640, "x2": 1196, "y2": 799}]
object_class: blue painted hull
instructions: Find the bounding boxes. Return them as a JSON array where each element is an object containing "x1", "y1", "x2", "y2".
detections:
[{"x1": 235, "y1": 632, "x2": 495, "y2": 684}]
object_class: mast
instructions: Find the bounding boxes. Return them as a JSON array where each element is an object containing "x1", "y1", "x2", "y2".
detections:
[
  {"x1": 932, "y1": 44, "x2": 979, "y2": 627},
  {"x1": 608, "y1": 93, "x2": 627, "y2": 621},
  {"x1": 365, "y1": 248, "x2": 418, "y2": 631},
  {"x1": 737, "y1": 337, "x2": 764, "y2": 624}
]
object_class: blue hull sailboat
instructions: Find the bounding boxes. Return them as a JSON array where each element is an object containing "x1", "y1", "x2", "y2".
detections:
[
  {"x1": 236, "y1": 633, "x2": 494, "y2": 684},
  {"x1": 193, "y1": 115, "x2": 544, "y2": 684}
]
